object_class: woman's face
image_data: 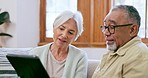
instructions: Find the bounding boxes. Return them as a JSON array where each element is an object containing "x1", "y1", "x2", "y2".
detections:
[{"x1": 53, "y1": 18, "x2": 78, "y2": 48}]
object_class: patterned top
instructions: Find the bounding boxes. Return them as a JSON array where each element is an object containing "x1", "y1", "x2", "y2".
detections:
[{"x1": 47, "y1": 50, "x2": 66, "y2": 78}]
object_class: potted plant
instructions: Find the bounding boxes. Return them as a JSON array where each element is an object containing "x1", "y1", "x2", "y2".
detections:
[{"x1": 0, "y1": 11, "x2": 12, "y2": 37}]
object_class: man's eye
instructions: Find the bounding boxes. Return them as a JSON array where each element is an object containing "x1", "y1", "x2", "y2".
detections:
[{"x1": 109, "y1": 26, "x2": 114, "y2": 29}]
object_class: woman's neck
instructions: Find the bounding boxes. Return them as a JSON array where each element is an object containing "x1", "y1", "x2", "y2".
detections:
[{"x1": 50, "y1": 43, "x2": 68, "y2": 61}]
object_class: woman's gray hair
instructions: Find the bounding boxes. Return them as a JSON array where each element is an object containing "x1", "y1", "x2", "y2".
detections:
[{"x1": 53, "y1": 10, "x2": 84, "y2": 41}]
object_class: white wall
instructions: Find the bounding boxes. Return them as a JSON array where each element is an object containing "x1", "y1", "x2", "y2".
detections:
[
  {"x1": 0, "y1": 0, "x2": 40, "y2": 48},
  {"x1": 0, "y1": 0, "x2": 108, "y2": 61}
]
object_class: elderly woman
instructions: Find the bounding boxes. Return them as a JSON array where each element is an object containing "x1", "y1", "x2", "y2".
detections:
[{"x1": 30, "y1": 11, "x2": 88, "y2": 78}]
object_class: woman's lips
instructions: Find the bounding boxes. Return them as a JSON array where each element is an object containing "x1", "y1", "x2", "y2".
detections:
[{"x1": 58, "y1": 38, "x2": 66, "y2": 43}]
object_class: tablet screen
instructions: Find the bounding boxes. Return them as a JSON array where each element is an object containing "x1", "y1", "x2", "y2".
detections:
[{"x1": 6, "y1": 54, "x2": 50, "y2": 78}]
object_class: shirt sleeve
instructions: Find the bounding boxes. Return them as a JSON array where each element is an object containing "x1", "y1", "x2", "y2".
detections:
[{"x1": 75, "y1": 53, "x2": 88, "y2": 78}]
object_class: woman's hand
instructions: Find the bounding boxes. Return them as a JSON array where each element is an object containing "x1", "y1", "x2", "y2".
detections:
[{"x1": 50, "y1": 75, "x2": 55, "y2": 78}]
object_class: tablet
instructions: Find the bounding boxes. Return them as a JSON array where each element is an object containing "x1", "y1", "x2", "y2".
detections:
[{"x1": 6, "y1": 54, "x2": 50, "y2": 78}]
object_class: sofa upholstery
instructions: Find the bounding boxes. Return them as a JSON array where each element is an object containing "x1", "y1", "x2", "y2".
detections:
[
  {"x1": 0, "y1": 48, "x2": 101, "y2": 78},
  {"x1": 87, "y1": 60, "x2": 100, "y2": 78}
]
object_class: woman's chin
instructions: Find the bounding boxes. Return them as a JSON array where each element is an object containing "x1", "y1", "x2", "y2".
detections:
[{"x1": 57, "y1": 42, "x2": 67, "y2": 48}]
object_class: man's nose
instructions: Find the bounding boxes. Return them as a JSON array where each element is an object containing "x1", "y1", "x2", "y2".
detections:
[{"x1": 104, "y1": 28, "x2": 111, "y2": 36}]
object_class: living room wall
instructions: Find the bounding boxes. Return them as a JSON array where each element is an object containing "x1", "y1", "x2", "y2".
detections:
[
  {"x1": 0, "y1": 0, "x2": 107, "y2": 61},
  {"x1": 0, "y1": 0, "x2": 40, "y2": 48}
]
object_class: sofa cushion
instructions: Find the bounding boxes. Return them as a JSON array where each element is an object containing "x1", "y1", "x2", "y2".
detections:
[
  {"x1": 0, "y1": 48, "x2": 32, "y2": 77},
  {"x1": 87, "y1": 59, "x2": 100, "y2": 78}
]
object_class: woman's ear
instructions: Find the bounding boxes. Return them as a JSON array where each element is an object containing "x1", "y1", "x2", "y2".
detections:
[{"x1": 130, "y1": 24, "x2": 138, "y2": 37}]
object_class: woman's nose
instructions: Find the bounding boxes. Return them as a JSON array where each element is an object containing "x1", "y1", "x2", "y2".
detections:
[{"x1": 62, "y1": 31, "x2": 68, "y2": 38}]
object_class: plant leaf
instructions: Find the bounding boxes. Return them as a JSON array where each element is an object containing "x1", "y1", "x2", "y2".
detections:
[
  {"x1": 0, "y1": 33, "x2": 12, "y2": 37},
  {"x1": 0, "y1": 11, "x2": 10, "y2": 25}
]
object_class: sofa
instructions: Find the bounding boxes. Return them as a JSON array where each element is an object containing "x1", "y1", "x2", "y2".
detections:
[{"x1": 0, "y1": 48, "x2": 106, "y2": 78}]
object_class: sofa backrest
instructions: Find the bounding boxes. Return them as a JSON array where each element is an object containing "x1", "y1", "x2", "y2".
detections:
[
  {"x1": 87, "y1": 60, "x2": 100, "y2": 78},
  {"x1": 0, "y1": 48, "x2": 32, "y2": 77},
  {"x1": 0, "y1": 48, "x2": 102, "y2": 78}
]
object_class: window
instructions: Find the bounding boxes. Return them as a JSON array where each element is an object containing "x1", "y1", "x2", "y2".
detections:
[
  {"x1": 113, "y1": 0, "x2": 148, "y2": 45},
  {"x1": 39, "y1": 0, "x2": 113, "y2": 47},
  {"x1": 46, "y1": 0, "x2": 77, "y2": 38},
  {"x1": 40, "y1": 0, "x2": 148, "y2": 47}
]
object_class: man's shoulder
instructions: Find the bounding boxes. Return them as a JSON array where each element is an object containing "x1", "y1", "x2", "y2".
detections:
[{"x1": 133, "y1": 42, "x2": 148, "y2": 53}]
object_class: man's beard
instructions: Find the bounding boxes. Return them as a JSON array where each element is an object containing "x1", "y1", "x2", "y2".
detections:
[{"x1": 106, "y1": 42, "x2": 117, "y2": 51}]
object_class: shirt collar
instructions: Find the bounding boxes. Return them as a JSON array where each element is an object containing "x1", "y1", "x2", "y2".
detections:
[{"x1": 109, "y1": 36, "x2": 141, "y2": 56}]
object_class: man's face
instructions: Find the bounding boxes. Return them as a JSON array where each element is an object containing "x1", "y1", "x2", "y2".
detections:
[{"x1": 103, "y1": 10, "x2": 132, "y2": 51}]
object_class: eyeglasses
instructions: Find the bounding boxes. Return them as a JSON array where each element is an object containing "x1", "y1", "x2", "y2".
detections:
[{"x1": 100, "y1": 24, "x2": 133, "y2": 34}]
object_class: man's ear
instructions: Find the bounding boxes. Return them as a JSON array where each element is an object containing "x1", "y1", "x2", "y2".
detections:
[{"x1": 130, "y1": 24, "x2": 138, "y2": 37}]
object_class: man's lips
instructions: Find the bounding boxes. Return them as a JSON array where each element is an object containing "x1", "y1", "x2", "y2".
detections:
[
  {"x1": 106, "y1": 40, "x2": 114, "y2": 45},
  {"x1": 106, "y1": 38, "x2": 114, "y2": 45}
]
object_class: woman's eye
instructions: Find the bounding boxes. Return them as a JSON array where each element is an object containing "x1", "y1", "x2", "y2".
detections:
[
  {"x1": 59, "y1": 27, "x2": 64, "y2": 30},
  {"x1": 69, "y1": 31, "x2": 74, "y2": 35}
]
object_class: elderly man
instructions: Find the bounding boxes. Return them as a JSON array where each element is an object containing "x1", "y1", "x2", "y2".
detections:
[{"x1": 92, "y1": 5, "x2": 148, "y2": 78}]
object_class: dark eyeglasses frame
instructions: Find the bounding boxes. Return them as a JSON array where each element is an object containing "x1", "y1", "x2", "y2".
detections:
[{"x1": 100, "y1": 24, "x2": 133, "y2": 34}]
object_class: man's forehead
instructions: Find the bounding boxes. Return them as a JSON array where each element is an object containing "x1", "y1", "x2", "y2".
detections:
[
  {"x1": 104, "y1": 11, "x2": 125, "y2": 24},
  {"x1": 104, "y1": 19, "x2": 117, "y2": 25}
]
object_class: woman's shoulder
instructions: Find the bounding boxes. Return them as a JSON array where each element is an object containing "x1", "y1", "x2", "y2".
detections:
[
  {"x1": 69, "y1": 44, "x2": 83, "y2": 51},
  {"x1": 30, "y1": 43, "x2": 52, "y2": 54},
  {"x1": 34, "y1": 43, "x2": 51, "y2": 50},
  {"x1": 68, "y1": 45, "x2": 88, "y2": 62},
  {"x1": 69, "y1": 44, "x2": 86, "y2": 56}
]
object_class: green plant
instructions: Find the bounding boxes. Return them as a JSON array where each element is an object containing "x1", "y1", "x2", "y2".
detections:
[{"x1": 0, "y1": 11, "x2": 12, "y2": 37}]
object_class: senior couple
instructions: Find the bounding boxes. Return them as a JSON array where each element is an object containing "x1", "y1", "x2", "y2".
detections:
[{"x1": 30, "y1": 5, "x2": 148, "y2": 78}]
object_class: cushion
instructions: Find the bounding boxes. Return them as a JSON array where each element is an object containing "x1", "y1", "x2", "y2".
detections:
[{"x1": 87, "y1": 60, "x2": 100, "y2": 78}]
